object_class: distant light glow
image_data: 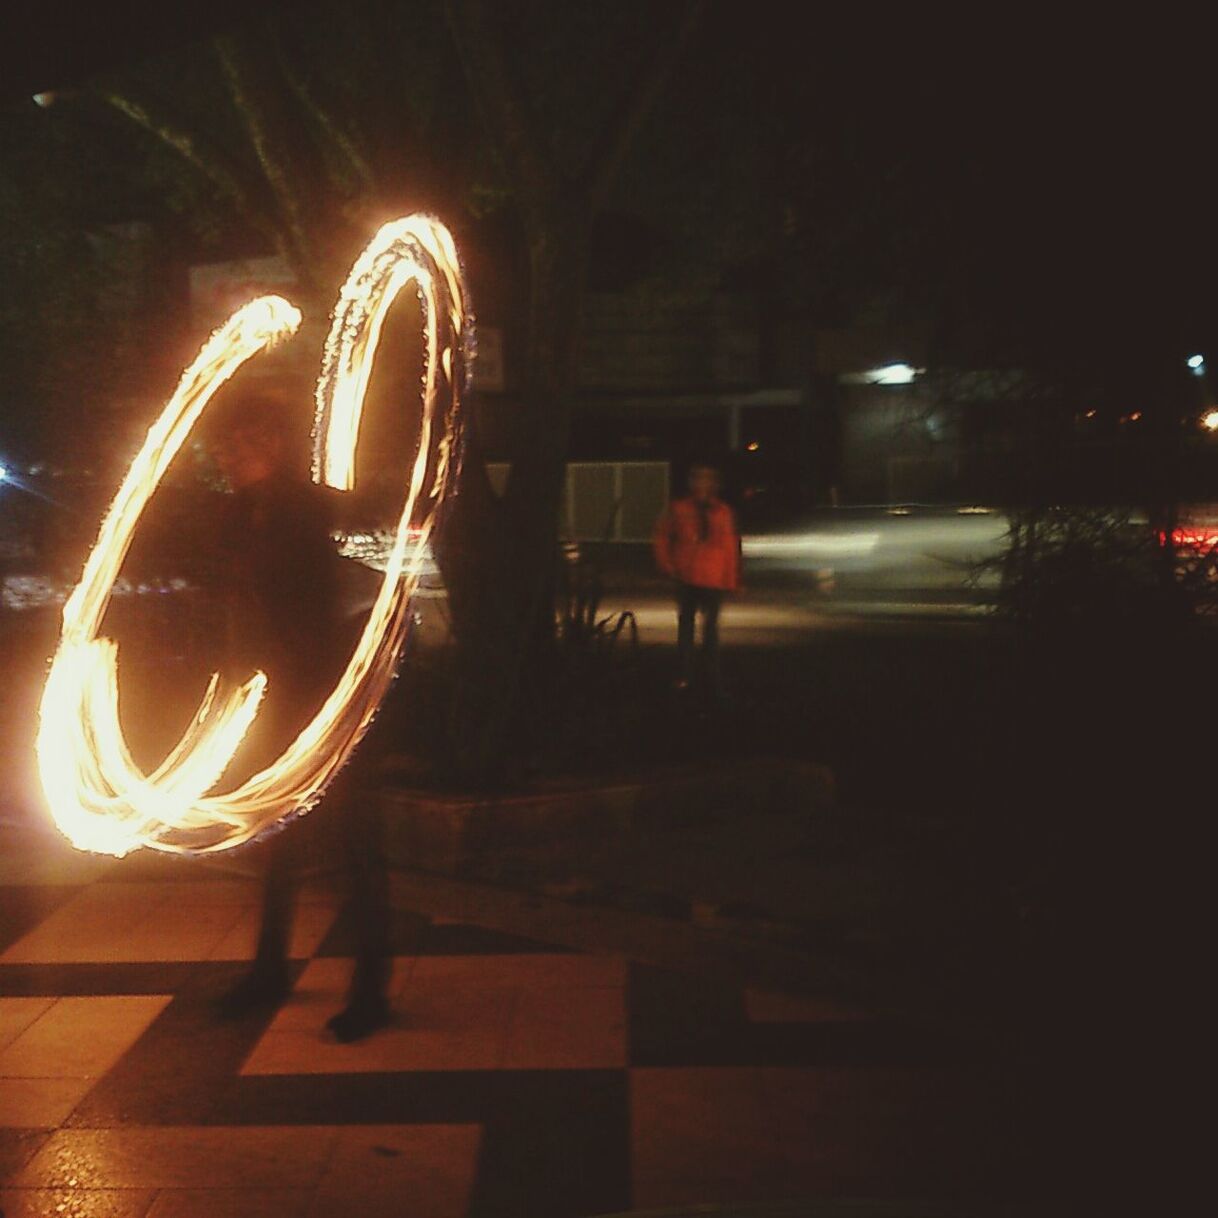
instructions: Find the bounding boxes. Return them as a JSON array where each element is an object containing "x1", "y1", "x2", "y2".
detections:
[
  {"x1": 335, "y1": 526, "x2": 432, "y2": 574},
  {"x1": 745, "y1": 441, "x2": 760, "y2": 452},
  {"x1": 38, "y1": 215, "x2": 470, "y2": 857},
  {"x1": 1187, "y1": 354, "x2": 1205, "y2": 370},
  {"x1": 1202, "y1": 410, "x2": 1218, "y2": 431},
  {"x1": 842, "y1": 363, "x2": 923, "y2": 386},
  {"x1": 4, "y1": 573, "x2": 190, "y2": 613},
  {"x1": 0, "y1": 464, "x2": 8, "y2": 482},
  {"x1": 1162, "y1": 527, "x2": 1218, "y2": 550}
]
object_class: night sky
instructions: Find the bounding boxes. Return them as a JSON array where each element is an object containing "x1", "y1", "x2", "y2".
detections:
[{"x1": 1, "y1": 4, "x2": 1214, "y2": 391}]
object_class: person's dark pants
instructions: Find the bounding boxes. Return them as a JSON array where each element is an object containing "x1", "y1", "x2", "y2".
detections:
[
  {"x1": 252, "y1": 763, "x2": 390, "y2": 1010},
  {"x1": 676, "y1": 582, "x2": 724, "y2": 693}
]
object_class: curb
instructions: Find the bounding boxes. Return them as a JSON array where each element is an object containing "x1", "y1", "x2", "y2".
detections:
[{"x1": 377, "y1": 757, "x2": 835, "y2": 876}]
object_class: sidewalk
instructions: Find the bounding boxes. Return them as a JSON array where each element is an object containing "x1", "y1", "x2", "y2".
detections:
[{"x1": 0, "y1": 818, "x2": 1044, "y2": 1216}]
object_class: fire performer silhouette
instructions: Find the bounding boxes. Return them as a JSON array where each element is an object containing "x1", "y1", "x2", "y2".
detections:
[{"x1": 208, "y1": 388, "x2": 391, "y2": 1042}]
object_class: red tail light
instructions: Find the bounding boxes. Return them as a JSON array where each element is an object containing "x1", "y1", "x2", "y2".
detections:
[{"x1": 1161, "y1": 527, "x2": 1218, "y2": 548}]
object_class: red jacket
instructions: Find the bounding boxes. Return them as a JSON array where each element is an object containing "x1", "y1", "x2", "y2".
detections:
[{"x1": 653, "y1": 496, "x2": 741, "y2": 591}]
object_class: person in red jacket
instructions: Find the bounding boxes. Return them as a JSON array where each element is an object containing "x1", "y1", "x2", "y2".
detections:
[{"x1": 653, "y1": 461, "x2": 741, "y2": 695}]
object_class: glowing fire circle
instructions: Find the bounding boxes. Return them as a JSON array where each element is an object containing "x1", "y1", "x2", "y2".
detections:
[{"x1": 37, "y1": 216, "x2": 470, "y2": 857}]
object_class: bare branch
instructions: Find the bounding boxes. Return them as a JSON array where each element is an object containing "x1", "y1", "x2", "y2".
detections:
[
  {"x1": 581, "y1": 0, "x2": 703, "y2": 212},
  {"x1": 265, "y1": 22, "x2": 378, "y2": 200},
  {"x1": 213, "y1": 34, "x2": 320, "y2": 281},
  {"x1": 94, "y1": 84, "x2": 280, "y2": 241},
  {"x1": 443, "y1": 0, "x2": 554, "y2": 223}
]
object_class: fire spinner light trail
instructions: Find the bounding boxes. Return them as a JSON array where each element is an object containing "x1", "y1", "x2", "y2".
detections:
[{"x1": 37, "y1": 215, "x2": 470, "y2": 857}]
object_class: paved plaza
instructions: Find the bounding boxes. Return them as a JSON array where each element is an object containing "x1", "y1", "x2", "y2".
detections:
[{"x1": 0, "y1": 818, "x2": 1037, "y2": 1216}]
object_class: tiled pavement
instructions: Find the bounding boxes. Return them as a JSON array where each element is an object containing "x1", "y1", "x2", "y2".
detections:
[{"x1": 0, "y1": 820, "x2": 1044, "y2": 1216}]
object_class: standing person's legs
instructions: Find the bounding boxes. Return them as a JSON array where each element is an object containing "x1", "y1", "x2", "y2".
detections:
[
  {"x1": 676, "y1": 583, "x2": 697, "y2": 686},
  {"x1": 697, "y1": 587, "x2": 725, "y2": 698}
]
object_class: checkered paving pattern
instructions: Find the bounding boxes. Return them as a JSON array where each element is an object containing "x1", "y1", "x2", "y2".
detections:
[{"x1": 0, "y1": 821, "x2": 1036, "y2": 1215}]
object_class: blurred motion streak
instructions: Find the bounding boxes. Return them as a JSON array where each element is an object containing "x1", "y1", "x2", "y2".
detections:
[{"x1": 743, "y1": 531, "x2": 880, "y2": 558}]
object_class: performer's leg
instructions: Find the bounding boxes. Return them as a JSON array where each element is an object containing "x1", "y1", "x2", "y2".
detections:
[
  {"x1": 326, "y1": 767, "x2": 392, "y2": 1042},
  {"x1": 253, "y1": 832, "x2": 295, "y2": 978},
  {"x1": 217, "y1": 833, "x2": 293, "y2": 1015}
]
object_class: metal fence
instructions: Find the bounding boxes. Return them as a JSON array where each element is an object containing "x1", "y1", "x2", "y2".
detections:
[{"x1": 486, "y1": 461, "x2": 670, "y2": 542}]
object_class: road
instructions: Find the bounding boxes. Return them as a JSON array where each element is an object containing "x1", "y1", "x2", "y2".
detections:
[
  {"x1": 592, "y1": 505, "x2": 1007, "y2": 642},
  {"x1": 1, "y1": 504, "x2": 1009, "y2": 811}
]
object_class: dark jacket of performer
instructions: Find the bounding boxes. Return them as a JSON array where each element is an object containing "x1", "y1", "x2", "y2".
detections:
[{"x1": 217, "y1": 472, "x2": 345, "y2": 747}]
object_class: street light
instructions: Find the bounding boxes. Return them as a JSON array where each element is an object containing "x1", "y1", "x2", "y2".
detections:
[
  {"x1": 840, "y1": 363, "x2": 924, "y2": 386},
  {"x1": 1201, "y1": 410, "x2": 1218, "y2": 431},
  {"x1": 868, "y1": 363, "x2": 920, "y2": 385},
  {"x1": 1188, "y1": 354, "x2": 1206, "y2": 376}
]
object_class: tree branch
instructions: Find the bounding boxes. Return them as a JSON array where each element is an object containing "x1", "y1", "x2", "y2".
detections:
[
  {"x1": 213, "y1": 33, "x2": 321, "y2": 283},
  {"x1": 580, "y1": 0, "x2": 703, "y2": 212},
  {"x1": 265, "y1": 20, "x2": 378, "y2": 202},
  {"x1": 94, "y1": 84, "x2": 281, "y2": 243},
  {"x1": 443, "y1": 0, "x2": 554, "y2": 225}
]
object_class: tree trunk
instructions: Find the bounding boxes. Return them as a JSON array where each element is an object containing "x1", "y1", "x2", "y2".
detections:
[{"x1": 430, "y1": 213, "x2": 587, "y2": 785}]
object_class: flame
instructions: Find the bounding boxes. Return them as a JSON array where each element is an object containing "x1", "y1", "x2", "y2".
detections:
[{"x1": 37, "y1": 216, "x2": 469, "y2": 856}]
